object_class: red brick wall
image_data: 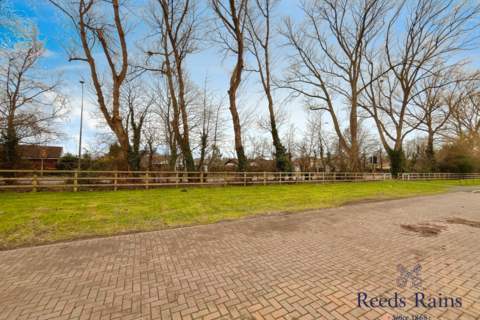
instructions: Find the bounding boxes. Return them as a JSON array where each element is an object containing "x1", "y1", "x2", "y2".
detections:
[{"x1": 28, "y1": 159, "x2": 58, "y2": 170}]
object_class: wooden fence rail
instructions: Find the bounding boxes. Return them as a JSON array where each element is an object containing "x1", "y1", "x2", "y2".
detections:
[
  {"x1": 401, "y1": 173, "x2": 480, "y2": 181},
  {"x1": 0, "y1": 170, "x2": 392, "y2": 193}
]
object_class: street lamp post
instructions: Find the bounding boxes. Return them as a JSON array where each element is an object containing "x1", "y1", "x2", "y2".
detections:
[{"x1": 78, "y1": 80, "x2": 84, "y2": 170}]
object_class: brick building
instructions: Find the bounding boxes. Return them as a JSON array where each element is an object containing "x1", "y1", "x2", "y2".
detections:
[{"x1": 16, "y1": 145, "x2": 63, "y2": 169}]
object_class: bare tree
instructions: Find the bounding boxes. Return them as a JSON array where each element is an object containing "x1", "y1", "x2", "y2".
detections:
[
  {"x1": 142, "y1": 120, "x2": 160, "y2": 171},
  {"x1": 256, "y1": 103, "x2": 289, "y2": 133},
  {"x1": 297, "y1": 110, "x2": 329, "y2": 171},
  {"x1": 282, "y1": 123, "x2": 297, "y2": 160},
  {"x1": 208, "y1": 0, "x2": 249, "y2": 171},
  {"x1": 360, "y1": 0, "x2": 480, "y2": 176},
  {"x1": 121, "y1": 73, "x2": 154, "y2": 171},
  {"x1": 150, "y1": 76, "x2": 179, "y2": 171},
  {"x1": 0, "y1": 22, "x2": 68, "y2": 167},
  {"x1": 446, "y1": 76, "x2": 480, "y2": 150},
  {"x1": 140, "y1": 0, "x2": 204, "y2": 172},
  {"x1": 407, "y1": 68, "x2": 476, "y2": 169},
  {"x1": 190, "y1": 73, "x2": 228, "y2": 171},
  {"x1": 279, "y1": 0, "x2": 394, "y2": 172},
  {"x1": 87, "y1": 70, "x2": 154, "y2": 171},
  {"x1": 0, "y1": 0, "x2": 24, "y2": 31},
  {"x1": 244, "y1": 133, "x2": 273, "y2": 161},
  {"x1": 48, "y1": 0, "x2": 135, "y2": 173},
  {"x1": 246, "y1": 0, "x2": 291, "y2": 171}
]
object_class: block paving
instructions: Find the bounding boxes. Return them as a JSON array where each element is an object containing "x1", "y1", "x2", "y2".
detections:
[{"x1": 0, "y1": 192, "x2": 479, "y2": 319}]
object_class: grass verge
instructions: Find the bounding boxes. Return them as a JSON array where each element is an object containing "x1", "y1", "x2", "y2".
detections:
[{"x1": 0, "y1": 181, "x2": 449, "y2": 249}]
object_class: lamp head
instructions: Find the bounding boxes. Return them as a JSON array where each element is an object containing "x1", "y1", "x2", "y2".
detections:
[{"x1": 79, "y1": 80, "x2": 85, "y2": 84}]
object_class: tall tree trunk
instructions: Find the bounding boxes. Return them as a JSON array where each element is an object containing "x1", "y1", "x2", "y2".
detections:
[
  {"x1": 2, "y1": 105, "x2": 20, "y2": 168},
  {"x1": 271, "y1": 122, "x2": 290, "y2": 172},
  {"x1": 247, "y1": 0, "x2": 291, "y2": 173},
  {"x1": 350, "y1": 89, "x2": 360, "y2": 172},
  {"x1": 228, "y1": 63, "x2": 247, "y2": 172},
  {"x1": 426, "y1": 130, "x2": 436, "y2": 171},
  {"x1": 161, "y1": 29, "x2": 196, "y2": 173},
  {"x1": 148, "y1": 146, "x2": 154, "y2": 171},
  {"x1": 386, "y1": 147, "x2": 405, "y2": 178},
  {"x1": 129, "y1": 127, "x2": 142, "y2": 172},
  {"x1": 266, "y1": 87, "x2": 291, "y2": 172},
  {"x1": 169, "y1": 144, "x2": 178, "y2": 171},
  {"x1": 176, "y1": 73, "x2": 195, "y2": 173},
  {"x1": 0, "y1": 130, "x2": 19, "y2": 169},
  {"x1": 209, "y1": 0, "x2": 249, "y2": 173},
  {"x1": 197, "y1": 133, "x2": 208, "y2": 171},
  {"x1": 111, "y1": 117, "x2": 132, "y2": 172}
]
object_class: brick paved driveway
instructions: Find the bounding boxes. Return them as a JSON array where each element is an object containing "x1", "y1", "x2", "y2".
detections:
[{"x1": 1, "y1": 192, "x2": 479, "y2": 320}]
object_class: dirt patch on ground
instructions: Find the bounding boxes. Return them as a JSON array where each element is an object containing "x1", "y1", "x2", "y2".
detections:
[
  {"x1": 245, "y1": 210, "x2": 296, "y2": 219},
  {"x1": 343, "y1": 196, "x2": 414, "y2": 207},
  {"x1": 445, "y1": 217, "x2": 480, "y2": 228},
  {"x1": 256, "y1": 210, "x2": 295, "y2": 217},
  {"x1": 400, "y1": 222, "x2": 447, "y2": 237}
]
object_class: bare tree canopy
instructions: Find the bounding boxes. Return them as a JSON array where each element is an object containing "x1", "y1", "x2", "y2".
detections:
[
  {"x1": 279, "y1": 0, "x2": 395, "y2": 172},
  {"x1": 0, "y1": 19, "x2": 68, "y2": 168}
]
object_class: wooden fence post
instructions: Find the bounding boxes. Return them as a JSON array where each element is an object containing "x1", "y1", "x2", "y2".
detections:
[
  {"x1": 33, "y1": 171, "x2": 37, "y2": 193},
  {"x1": 201, "y1": 172, "x2": 204, "y2": 187},
  {"x1": 176, "y1": 172, "x2": 179, "y2": 188},
  {"x1": 114, "y1": 171, "x2": 118, "y2": 191},
  {"x1": 279, "y1": 172, "x2": 282, "y2": 185},
  {"x1": 224, "y1": 172, "x2": 227, "y2": 187},
  {"x1": 264, "y1": 172, "x2": 266, "y2": 186},
  {"x1": 333, "y1": 172, "x2": 336, "y2": 183},
  {"x1": 244, "y1": 171, "x2": 246, "y2": 187},
  {"x1": 146, "y1": 170, "x2": 149, "y2": 190},
  {"x1": 74, "y1": 170, "x2": 78, "y2": 192}
]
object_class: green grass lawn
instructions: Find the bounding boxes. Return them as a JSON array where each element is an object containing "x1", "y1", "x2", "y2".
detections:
[
  {"x1": 0, "y1": 182, "x2": 449, "y2": 249},
  {"x1": 408, "y1": 179, "x2": 480, "y2": 186}
]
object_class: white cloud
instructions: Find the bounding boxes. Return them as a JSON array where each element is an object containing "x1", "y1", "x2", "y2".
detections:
[{"x1": 44, "y1": 50, "x2": 58, "y2": 58}]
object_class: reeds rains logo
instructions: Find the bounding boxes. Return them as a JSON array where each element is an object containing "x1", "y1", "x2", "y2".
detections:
[
  {"x1": 357, "y1": 264, "x2": 462, "y2": 309},
  {"x1": 396, "y1": 264, "x2": 422, "y2": 288}
]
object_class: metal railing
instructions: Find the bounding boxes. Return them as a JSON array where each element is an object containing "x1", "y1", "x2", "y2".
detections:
[
  {"x1": 0, "y1": 170, "x2": 392, "y2": 193},
  {"x1": 401, "y1": 173, "x2": 480, "y2": 181}
]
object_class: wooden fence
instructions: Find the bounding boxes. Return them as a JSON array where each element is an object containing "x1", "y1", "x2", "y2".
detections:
[
  {"x1": 401, "y1": 173, "x2": 480, "y2": 181},
  {"x1": 0, "y1": 170, "x2": 392, "y2": 193}
]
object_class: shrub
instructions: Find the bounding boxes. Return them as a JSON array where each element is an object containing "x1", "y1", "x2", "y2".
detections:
[{"x1": 436, "y1": 143, "x2": 479, "y2": 173}]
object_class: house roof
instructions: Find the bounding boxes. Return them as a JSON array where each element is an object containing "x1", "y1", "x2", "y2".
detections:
[
  {"x1": 14, "y1": 145, "x2": 63, "y2": 159},
  {"x1": 224, "y1": 158, "x2": 239, "y2": 165}
]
